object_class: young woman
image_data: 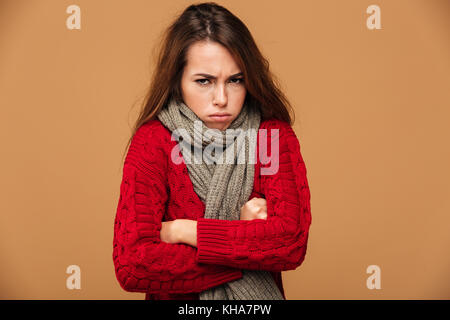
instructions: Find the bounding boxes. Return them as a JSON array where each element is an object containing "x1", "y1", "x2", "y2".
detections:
[{"x1": 113, "y1": 2, "x2": 312, "y2": 300}]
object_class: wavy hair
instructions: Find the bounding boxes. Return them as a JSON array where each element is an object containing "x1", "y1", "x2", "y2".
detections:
[{"x1": 122, "y1": 2, "x2": 295, "y2": 162}]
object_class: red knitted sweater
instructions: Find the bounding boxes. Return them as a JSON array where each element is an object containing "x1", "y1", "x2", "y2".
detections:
[{"x1": 112, "y1": 118, "x2": 312, "y2": 300}]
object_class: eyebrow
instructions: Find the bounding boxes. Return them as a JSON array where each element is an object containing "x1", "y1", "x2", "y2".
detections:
[{"x1": 193, "y1": 72, "x2": 243, "y2": 79}]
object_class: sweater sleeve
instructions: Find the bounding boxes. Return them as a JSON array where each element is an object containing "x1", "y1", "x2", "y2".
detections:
[
  {"x1": 195, "y1": 121, "x2": 312, "y2": 272},
  {"x1": 113, "y1": 122, "x2": 243, "y2": 295}
]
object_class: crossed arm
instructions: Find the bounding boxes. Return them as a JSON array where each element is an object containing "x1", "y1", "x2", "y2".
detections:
[
  {"x1": 160, "y1": 197, "x2": 269, "y2": 247},
  {"x1": 113, "y1": 121, "x2": 311, "y2": 294}
]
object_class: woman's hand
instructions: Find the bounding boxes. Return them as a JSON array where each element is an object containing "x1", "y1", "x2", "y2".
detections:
[
  {"x1": 160, "y1": 220, "x2": 181, "y2": 244},
  {"x1": 160, "y1": 219, "x2": 197, "y2": 247},
  {"x1": 159, "y1": 198, "x2": 268, "y2": 247},
  {"x1": 239, "y1": 197, "x2": 268, "y2": 220}
]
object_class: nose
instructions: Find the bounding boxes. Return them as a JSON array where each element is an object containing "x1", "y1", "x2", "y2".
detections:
[{"x1": 212, "y1": 83, "x2": 227, "y2": 107}]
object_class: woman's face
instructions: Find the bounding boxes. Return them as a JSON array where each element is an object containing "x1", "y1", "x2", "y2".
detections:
[{"x1": 180, "y1": 41, "x2": 246, "y2": 131}]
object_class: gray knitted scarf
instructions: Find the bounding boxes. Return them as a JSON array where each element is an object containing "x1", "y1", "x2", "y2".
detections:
[{"x1": 157, "y1": 98, "x2": 284, "y2": 300}]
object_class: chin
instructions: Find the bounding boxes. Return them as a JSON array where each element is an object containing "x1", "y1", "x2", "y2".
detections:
[{"x1": 205, "y1": 123, "x2": 228, "y2": 131}]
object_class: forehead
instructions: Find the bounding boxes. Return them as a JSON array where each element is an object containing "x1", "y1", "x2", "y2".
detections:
[{"x1": 184, "y1": 41, "x2": 240, "y2": 73}]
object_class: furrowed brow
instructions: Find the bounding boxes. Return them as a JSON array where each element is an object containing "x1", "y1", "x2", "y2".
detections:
[{"x1": 193, "y1": 72, "x2": 243, "y2": 79}]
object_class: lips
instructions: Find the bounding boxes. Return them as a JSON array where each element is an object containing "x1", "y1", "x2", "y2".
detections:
[
  {"x1": 209, "y1": 114, "x2": 232, "y2": 122},
  {"x1": 210, "y1": 113, "x2": 231, "y2": 116}
]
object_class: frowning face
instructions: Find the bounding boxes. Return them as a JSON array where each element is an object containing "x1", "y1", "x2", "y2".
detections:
[{"x1": 180, "y1": 40, "x2": 246, "y2": 131}]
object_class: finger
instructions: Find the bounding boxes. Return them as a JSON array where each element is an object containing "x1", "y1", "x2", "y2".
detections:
[
  {"x1": 251, "y1": 198, "x2": 263, "y2": 206},
  {"x1": 257, "y1": 213, "x2": 267, "y2": 220}
]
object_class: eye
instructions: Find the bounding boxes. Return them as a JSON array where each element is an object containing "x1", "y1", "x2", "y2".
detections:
[
  {"x1": 195, "y1": 79, "x2": 210, "y2": 85},
  {"x1": 230, "y1": 78, "x2": 244, "y2": 84}
]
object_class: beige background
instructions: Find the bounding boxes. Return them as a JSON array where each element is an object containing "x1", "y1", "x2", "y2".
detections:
[{"x1": 0, "y1": 0, "x2": 449, "y2": 299}]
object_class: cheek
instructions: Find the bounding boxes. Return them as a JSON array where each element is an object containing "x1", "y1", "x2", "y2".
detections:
[
  {"x1": 230, "y1": 85, "x2": 246, "y2": 97},
  {"x1": 229, "y1": 89, "x2": 246, "y2": 109},
  {"x1": 181, "y1": 86, "x2": 208, "y2": 118},
  {"x1": 184, "y1": 83, "x2": 209, "y2": 100}
]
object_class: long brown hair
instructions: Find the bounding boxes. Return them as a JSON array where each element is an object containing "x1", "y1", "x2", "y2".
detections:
[{"x1": 122, "y1": 2, "x2": 295, "y2": 163}]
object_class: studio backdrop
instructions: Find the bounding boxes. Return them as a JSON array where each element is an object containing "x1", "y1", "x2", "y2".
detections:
[{"x1": 0, "y1": 0, "x2": 449, "y2": 299}]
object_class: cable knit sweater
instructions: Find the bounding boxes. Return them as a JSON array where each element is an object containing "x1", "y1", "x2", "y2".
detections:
[{"x1": 112, "y1": 118, "x2": 312, "y2": 300}]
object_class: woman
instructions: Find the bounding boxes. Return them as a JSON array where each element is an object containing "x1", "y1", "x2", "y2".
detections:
[{"x1": 113, "y1": 2, "x2": 312, "y2": 300}]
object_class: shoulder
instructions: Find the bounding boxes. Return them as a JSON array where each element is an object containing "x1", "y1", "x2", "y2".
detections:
[
  {"x1": 125, "y1": 119, "x2": 172, "y2": 168},
  {"x1": 131, "y1": 119, "x2": 177, "y2": 153},
  {"x1": 260, "y1": 118, "x2": 294, "y2": 134},
  {"x1": 259, "y1": 118, "x2": 290, "y2": 130},
  {"x1": 134, "y1": 119, "x2": 172, "y2": 143},
  {"x1": 257, "y1": 120, "x2": 308, "y2": 187},
  {"x1": 259, "y1": 118, "x2": 299, "y2": 145},
  {"x1": 258, "y1": 119, "x2": 304, "y2": 171}
]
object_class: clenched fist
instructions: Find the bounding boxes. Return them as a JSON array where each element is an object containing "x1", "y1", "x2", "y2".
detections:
[{"x1": 239, "y1": 197, "x2": 268, "y2": 221}]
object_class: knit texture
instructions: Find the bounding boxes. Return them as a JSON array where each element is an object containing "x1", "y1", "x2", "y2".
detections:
[
  {"x1": 157, "y1": 98, "x2": 283, "y2": 300},
  {"x1": 112, "y1": 118, "x2": 312, "y2": 300}
]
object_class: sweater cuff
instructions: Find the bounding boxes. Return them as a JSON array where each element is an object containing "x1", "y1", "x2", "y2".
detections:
[{"x1": 196, "y1": 217, "x2": 237, "y2": 265}]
